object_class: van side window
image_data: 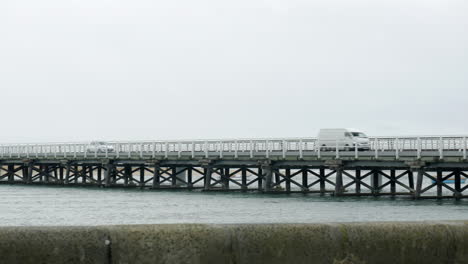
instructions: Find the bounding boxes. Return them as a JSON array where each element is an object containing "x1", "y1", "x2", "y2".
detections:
[{"x1": 345, "y1": 132, "x2": 352, "y2": 137}]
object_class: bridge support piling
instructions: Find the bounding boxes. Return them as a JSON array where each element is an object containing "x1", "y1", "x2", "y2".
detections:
[
  {"x1": 302, "y1": 168, "x2": 308, "y2": 191},
  {"x1": 44, "y1": 165, "x2": 49, "y2": 183},
  {"x1": 22, "y1": 165, "x2": 28, "y2": 184},
  {"x1": 104, "y1": 163, "x2": 113, "y2": 187},
  {"x1": 222, "y1": 168, "x2": 229, "y2": 190},
  {"x1": 334, "y1": 167, "x2": 344, "y2": 196},
  {"x1": 320, "y1": 168, "x2": 326, "y2": 195},
  {"x1": 139, "y1": 166, "x2": 145, "y2": 188},
  {"x1": 89, "y1": 166, "x2": 94, "y2": 184},
  {"x1": 97, "y1": 166, "x2": 102, "y2": 185},
  {"x1": 27, "y1": 163, "x2": 33, "y2": 184},
  {"x1": 437, "y1": 170, "x2": 443, "y2": 198},
  {"x1": 59, "y1": 167, "x2": 64, "y2": 184},
  {"x1": 257, "y1": 168, "x2": 263, "y2": 191},
  {"x1": 390, "y1": 170, "x2": 396, "y2": 196},
  {"x1": 241, "y1": 167, "x2": 247, "y2": 192},
  {"x1": 371, "y1": 170, "x2": 381, "y2": 195},
  {"x1": 65, "y1": 163, "x2": 71, "y2": 185},
  {"x1": 187, "y1": 167, "x2": 193, "y2": 189},
  {"x1": 262, "y1": 166, "x2": 272, "y2": 192},
  {"x1": 274, "y1": 170, "x2": 280, "y2": 187},
  {"x1": 454, "y1": 169, "x2": 462, "y2": 199},
  {"x1": 81, "y1": 165, "x2": 86, "y2": 184},
  {"x1": 408, "y1": 171, "x2": 414, "y2": 190},
  {"x1": 152, "y1": 164, "x2": 160, "y2": 189},
  {"x1": 285, "y1": 168, "x2": 291, "y2": 192},
  {"x1": 355, "y1": 169, "x2": 361, "y2": 194},
  {"x1": 204, "y1": 167, "x2": 212, "y2": 190},
  {"x1": 39, "y1": 165, "x2": 44, "y2": 182},
  {"x1": 414, "y1": 169, "x2": 424, "y2": 199},
  {"x1": 124, "y1": 165, "x2": 131, "y2": 187}
]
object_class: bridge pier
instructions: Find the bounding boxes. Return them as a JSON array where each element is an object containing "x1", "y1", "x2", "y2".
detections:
[
  {"x1": 97, "y1": 166, "x2": 102, "y2": 185},
  {"x1": 355, "y1": 169, "x2": 361, "y2": 194},
  {"x1": 257, "y1": 168, "x2": 263, "y2": 191},
  {"x1": 390, "y1": 170, "x2": 396, "y2": 196},
  {"x1": 7, "y1": 165, "x2": 14, "y2": 183},
  {"x1": 285, "y1": 168, "x2": 291, "y2": 192},
  {"x1": 414, "y1": 169, "x2": 424, "y2": 199},
  {"x1": 334, "y1": 167, "x2": 344, "y2": 196},
  {"x1": 104, "y1": 162, "x2": 113, "y2": 187},
  {"x1": 187, "y1": 167, "x2": 193, "y2": 189},
  {"x1": 81, "y1": 165, "x2": 86, "y2": 184},
  {"x1": 124, "y1": 165, "x2": 131, "y2": 187},
  {"x1": 203, "y1": 165, "x2": 212, "y2": 191},
  {"x1": 302, "y1": 168, "x2": 308, "y2": 191},
  {"x1": 152, "y1": 164, "x2": 160, "y2": 188},
  {"x1": 454, "y1": 169, "x2": 462, "y2": 199},
  {"x1": 221, "y1": 168, "x2": 229, "y2": 190},
  {"x1": 371, "y1": 170, "x2": 381, "y2": 195},
  {"x1": 59, "y1": 166, "x2": 64, "y2": 184},
  {"x1": 319, "y1": 168, "x2": 326, "y2": 195},
  {"x1": 437, "y1": 170, "x2": 443, "y2": 198},
  {"x1": 241, "y1": 167, "x2": 247, "y2": 191},
  {"x1": 262, "y1": 165, "x2": 272, "y2": 192},
  {"x1": 64, "y1": 163, "x2": 71, "y2": 185}
]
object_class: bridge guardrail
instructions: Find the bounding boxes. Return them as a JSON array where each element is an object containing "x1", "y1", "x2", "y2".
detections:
[{"x1": 0, "y1": 136, "x2": 466, "y2": 160}]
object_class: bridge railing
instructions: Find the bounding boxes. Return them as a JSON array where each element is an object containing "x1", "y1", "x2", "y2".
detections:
[{"x1": 0, "y1": 136, "x2": 466, "y2": 159}]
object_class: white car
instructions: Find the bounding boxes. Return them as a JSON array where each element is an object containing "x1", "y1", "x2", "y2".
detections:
[
  {"x1": 86, "y1": 141, "x2": 115, "y2": 153},
  {"x1": 317, "y1": 128, "x2": 370, "y2": 151}
]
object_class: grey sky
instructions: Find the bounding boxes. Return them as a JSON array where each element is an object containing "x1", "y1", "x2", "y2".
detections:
[{"x1": 0, "y1": 0, "x2": 467, "y2": 143}]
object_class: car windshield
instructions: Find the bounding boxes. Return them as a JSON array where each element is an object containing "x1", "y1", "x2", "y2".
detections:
[{"x1": 351, "y1": 132, "x2": 367, "y2": 138}]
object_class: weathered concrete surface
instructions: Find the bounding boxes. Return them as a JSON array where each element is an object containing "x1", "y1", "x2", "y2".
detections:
[
  {"x1": 0, "y1": 226, "x2": 109, "y2": 264},
  {"x1": 0, "y1": 222, "x2": 467, "y2": 264}
]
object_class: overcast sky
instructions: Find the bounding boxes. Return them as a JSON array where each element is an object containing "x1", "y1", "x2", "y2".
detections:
[{"x1": 0, "y1": 0, "x2": 467, "y2": 143}]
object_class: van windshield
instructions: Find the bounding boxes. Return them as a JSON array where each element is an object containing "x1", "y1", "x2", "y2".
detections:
[{"x1": 351, "y1": 132, "x2": 367, "y2": 138}]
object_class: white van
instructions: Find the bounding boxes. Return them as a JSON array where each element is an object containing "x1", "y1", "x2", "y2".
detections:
[{"x1": 317, "y1": 129, "x2": 370, "y2": 151}]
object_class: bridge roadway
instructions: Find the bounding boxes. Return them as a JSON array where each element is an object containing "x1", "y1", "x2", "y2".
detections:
[{"x1": 0, "y1": 136, "x2": 467, "y2": 199}]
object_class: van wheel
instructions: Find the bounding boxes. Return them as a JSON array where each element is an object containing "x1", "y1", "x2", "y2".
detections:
[{"x1": 344, "y1": 144, "x2": 350, "y2": 151}]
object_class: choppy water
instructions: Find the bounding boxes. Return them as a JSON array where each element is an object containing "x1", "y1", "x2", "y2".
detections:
[{"x1": 0, "y1": 185, "x2": 467, "y2": 226}]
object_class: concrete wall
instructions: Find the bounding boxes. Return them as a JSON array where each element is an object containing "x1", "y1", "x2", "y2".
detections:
[{"x1": 0, "y1": 222, "x2": 467, "y2": 264}]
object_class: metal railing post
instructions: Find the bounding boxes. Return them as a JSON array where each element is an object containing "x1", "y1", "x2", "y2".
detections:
[
  {"x1": 282, "y1": 140, "x2": 286, "y2": 159},
  {"x1": 299, "y1": 139, "x2": 303, "y2": 159},
  {"x1": 463, "y1": 136, "x2": 467, "y2": 160},
  {"x1": 219, "y1": 141, "x2": 223, "y2": 158},
  {"x1": 235, "y1": 140, "x2": 239, "y2": 158},
  {"x1": 417, "y1": 137, "x2": 421, "y2": 159},
  {"x1": 374, "y1": 138, "x2": 379, "y2": 159},
  {"x1": 191, "y1": 141, "x2": 195, "y2": 158},
  {"x1": 335, "y1": 140, "x2": 339, "y2": 159},
  {"x1": 395, "y1": 138, "x2": 399, "y2": 159},
  {"x1": 439, "y1": 137, "x2": 443, "y2": 159}
]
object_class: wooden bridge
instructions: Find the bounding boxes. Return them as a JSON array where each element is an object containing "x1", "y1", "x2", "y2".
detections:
[{"x1": 0, "y1": 136, "x2": 467, "y2": 199}]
